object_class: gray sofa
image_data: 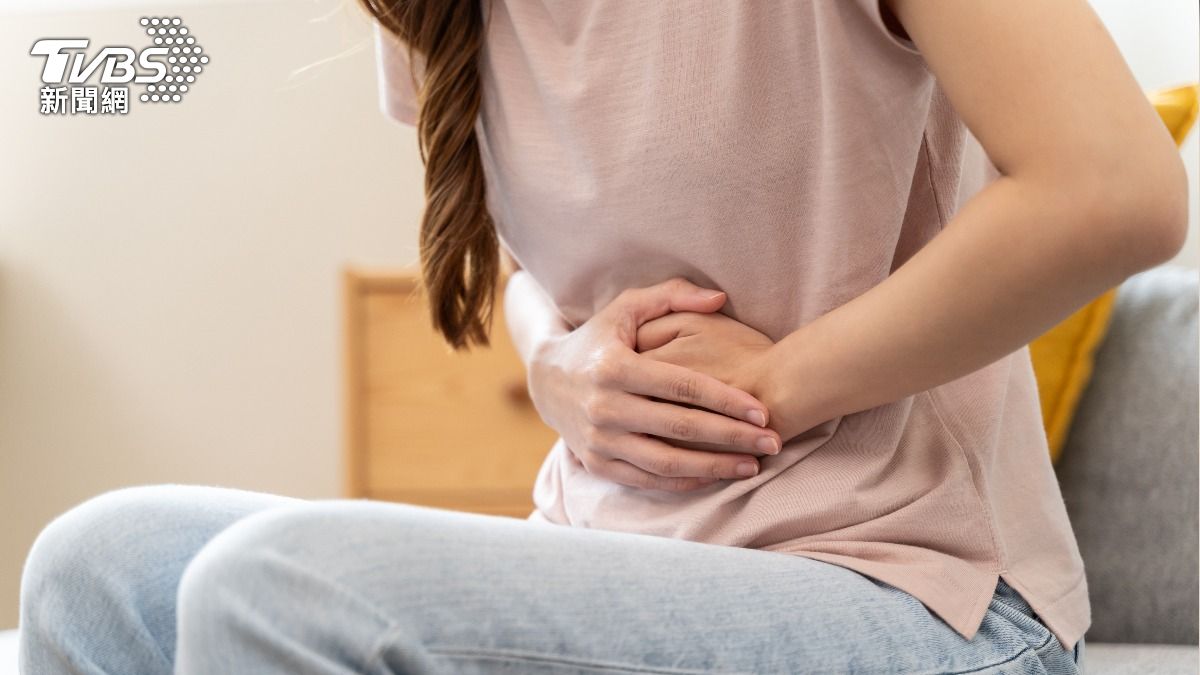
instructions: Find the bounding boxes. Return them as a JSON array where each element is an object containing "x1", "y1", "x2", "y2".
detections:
[{"x1": 1056, "y1": 265, "x2": 1199, "y2": 674}]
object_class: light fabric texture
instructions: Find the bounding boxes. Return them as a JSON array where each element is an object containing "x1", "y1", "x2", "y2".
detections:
[
  {"x1": 376, "y1": 0, "x2": 1089, "y2": 650},
  {"x1": 19, "y1": 485, "x2": 1085, "y2": 674},
  {"x1": 1056, "y1": 266, "x2": 1200, "y2": 645}
]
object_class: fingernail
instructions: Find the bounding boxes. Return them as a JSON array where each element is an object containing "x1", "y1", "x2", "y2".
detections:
[
  {"x1": 736, "y1": 462, "x2": 759, "y2": 477},
  {"x1": 746, "y1": 409, "x2": 767, "y2": 427},
  {"x1": 699, "y1": 289, "x2": 725, "y2": 300},
  {"x1": 756, "y1": 436, "x2": 780, "y2": 455}
]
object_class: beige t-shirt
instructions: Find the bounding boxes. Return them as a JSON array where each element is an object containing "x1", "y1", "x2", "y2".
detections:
[{"x1": 375, "y1": 0, "x2": 1090, "y2": 651}]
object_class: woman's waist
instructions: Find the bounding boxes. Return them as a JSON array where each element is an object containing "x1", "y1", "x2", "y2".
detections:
[
  {"x1": 503, "y1": 239, "x2": 891, "y2": 339},
  {"x1": 537, "y1": 398, "x2": 989, "y2": 541}
]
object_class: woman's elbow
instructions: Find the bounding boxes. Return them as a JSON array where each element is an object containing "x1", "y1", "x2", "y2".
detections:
[
  {"x1": 1088, "y1": 149, "x2": 1190, "y2": 275},
  {"x1": 1147, "y1": 152, "x2": 1190, "y2": 264}
]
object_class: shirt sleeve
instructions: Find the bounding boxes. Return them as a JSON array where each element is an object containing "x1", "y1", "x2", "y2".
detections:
[
  {"x1": 855, "y1": 0, "x2": 923, "y2": 58},
  {"x1": 373, "y1": 22, "x2": 423, "y2": 126}
]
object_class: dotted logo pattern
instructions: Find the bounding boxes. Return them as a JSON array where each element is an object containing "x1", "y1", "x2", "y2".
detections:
[{"x1": 138, "y1": 17, "x2": 208, "y2": 104}]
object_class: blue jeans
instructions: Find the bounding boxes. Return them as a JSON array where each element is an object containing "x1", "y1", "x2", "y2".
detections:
[{"x1": 19, "y1": 485, "x2": 1084, "y2": 674}]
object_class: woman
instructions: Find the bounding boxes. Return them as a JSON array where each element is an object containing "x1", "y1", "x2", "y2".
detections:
[{"x1": 19, "y1": 1, "x2": 1187, "y2": 673}]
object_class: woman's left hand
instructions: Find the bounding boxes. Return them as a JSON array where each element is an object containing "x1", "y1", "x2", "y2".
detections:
[{"x1": 635, "y1": 312, "x2": 789, "y2": 447}]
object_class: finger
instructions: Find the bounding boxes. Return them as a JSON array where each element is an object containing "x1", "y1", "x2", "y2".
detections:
[
  {"x1": 613, "y1": 433, "x2": 763, "y2": 480},
  {"x1": 635, "y1": 313, "x2": 687, "y2": 353},
  {"x1": 608, "y1": 278, "x2": 726, "y2": 344},
  {"x1": 600, "y1": 458, "x2": 724, "y2": 493},
  {"x1": 615, "y1": 356, "x2": 771, "y2": 428},
  {"x1": 617, "y1": 396, "x2": 780, "y2": 455}
]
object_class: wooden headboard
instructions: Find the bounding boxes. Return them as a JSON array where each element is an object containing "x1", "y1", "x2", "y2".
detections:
[{"x1": 341, "y1": 268, "x2": 558, "y2": 518}]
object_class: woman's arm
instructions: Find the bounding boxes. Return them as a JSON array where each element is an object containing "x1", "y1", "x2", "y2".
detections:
[
  {"x1": 502, "y1": 254, "x2": 571, "y2": 366},
  {"x1": 754, "y1": 0, "x2": 1189, "y2": 441}
]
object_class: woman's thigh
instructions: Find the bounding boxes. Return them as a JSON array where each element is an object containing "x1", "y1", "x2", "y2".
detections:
[{"x1": 175, "y1": 499, "x2": 1076, "y2": 675}]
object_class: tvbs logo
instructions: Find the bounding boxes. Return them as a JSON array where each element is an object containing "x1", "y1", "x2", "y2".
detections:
[{"x1": 31, "y1": 17, "x2": 208, "y2": 115}]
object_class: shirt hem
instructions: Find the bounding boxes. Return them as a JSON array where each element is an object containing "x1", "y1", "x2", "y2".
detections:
[
  {"x1": 767, "y1": 547, "x2": 1000, "y2": 643},
  {"x1": 1000, "y1": 570, "x2": 1090, "y2": 653}
]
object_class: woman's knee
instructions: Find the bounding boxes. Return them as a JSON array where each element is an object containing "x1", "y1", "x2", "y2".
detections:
[
  {"x1": 176, "y1": 501, "x2": 381, "y2": 609},
  {"x1": 175, "y1": 502, "x2": 451, "y2": 671},
  {"x1": 19, "y1": 483, "x2": 215, "y2": 667},
  {"x1": 21, "y1": 484, "x2": 292, "y2": 622},
  {"x1": 19, "y1": 485, "x2": 295, "y2": 672},
  {"x1": 175, "y1": 500, "x2": 442, "y2": 632},
  {"x1": 175, "y1": 502, "x2": 361, "y2": 647},
  {"x1": 176, "y1": 507, "x2": 295, "y2": 619},
  {"x1": 22, "y1": 485, "x2": 191, "y2": 606}
]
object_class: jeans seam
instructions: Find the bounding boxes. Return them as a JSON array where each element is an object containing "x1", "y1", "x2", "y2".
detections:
[
  {"x1": 944, "y1": 648, "x2": 1034, "y2": 675},
  {"x1": 936, "y1": 632, "x2": 1058, "y2": 675},
  {"x1": 426, "y1": 646, "x2": 746, "y2": 675}
]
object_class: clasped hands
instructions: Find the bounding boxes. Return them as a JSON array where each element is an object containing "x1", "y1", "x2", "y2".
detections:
[{"x1": 527, "y1": 277, "x2": 815, "y2": 492}]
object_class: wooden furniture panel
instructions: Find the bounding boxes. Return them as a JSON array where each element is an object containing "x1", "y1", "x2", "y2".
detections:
[{"x1": 343, "y1": 269, "x2": 558, "y2": 518}]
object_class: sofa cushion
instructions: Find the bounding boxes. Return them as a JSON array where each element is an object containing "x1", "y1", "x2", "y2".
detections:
[
  {"x1": 1083, "y1": 643, "x2": 1199, "y2": 675},
  {"x1": 1056, "y1": 266, "x2": 1199, "y2": 644},
  {"x1": 1030, "y1": 286, "x2": 1117, "y2": 463}
]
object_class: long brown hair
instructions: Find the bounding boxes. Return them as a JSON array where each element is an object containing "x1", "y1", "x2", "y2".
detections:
[{"x1": 360, "y1": 0, "x2": 497, "y2": 350}]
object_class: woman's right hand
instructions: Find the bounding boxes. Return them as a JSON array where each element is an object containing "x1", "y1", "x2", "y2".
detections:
[{"x1": 527, "y1": 278, "x2": 782, "y2": 492}]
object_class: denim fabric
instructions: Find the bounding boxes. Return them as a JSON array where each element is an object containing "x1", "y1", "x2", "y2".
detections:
[{"x1": 19, "y1": 485, "x2": 1084, "y2": 674}]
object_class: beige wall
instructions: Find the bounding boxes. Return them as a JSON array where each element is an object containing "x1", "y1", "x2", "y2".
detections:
[
  {"x1": 1, "y1": 0, "x2": 1197, "y2": 629},
  {"x1": 0, "y1": 1, "x2": 425, "y2": 627}
]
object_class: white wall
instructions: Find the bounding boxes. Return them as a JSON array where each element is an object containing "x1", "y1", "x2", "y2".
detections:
[
  {"x1": 1, "y1": 0, "x2": 1197, "y2": 629},
  {"x1": 1089, "y1": 0, "x2": 1200, "y2": 268}
]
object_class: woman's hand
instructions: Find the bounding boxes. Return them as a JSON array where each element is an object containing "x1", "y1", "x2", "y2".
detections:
[
  {"x1": 528, "y1": 278, "x2": 783, "y2": 492},
  {"x1": 635, "y1": 311, "x2": 810, "y2": 445},
  {"x1": 635, "y1": 311, "x2": 774, "y2": 395}
]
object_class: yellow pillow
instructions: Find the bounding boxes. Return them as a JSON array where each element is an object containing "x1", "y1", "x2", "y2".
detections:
[{"x1": 1033, "y1": 83, "x2": 1199, "y2": 464}]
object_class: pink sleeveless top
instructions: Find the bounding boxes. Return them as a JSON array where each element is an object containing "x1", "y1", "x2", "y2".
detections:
[{"x1": 375, "y1": 0, "x2": 1090, "y2": 651}]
